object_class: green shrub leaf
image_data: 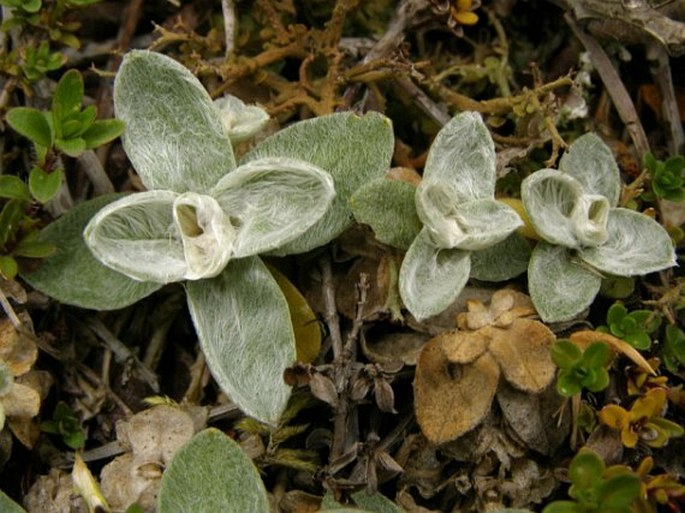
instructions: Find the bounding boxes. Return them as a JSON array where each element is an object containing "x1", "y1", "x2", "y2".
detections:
[
  {"x1": 82, "y1": 119, "x2": 125, "y2": 149},
  {"x1": 399, "y1": 228, "x2": 470, "y2": 321},
  {"x1": 55, "y1": 137, "x2": 86, "y2": 157},
  {"x1": 114, "y1": 50, "x2": 236, "y2": 194},
  {"x1": 158, "y1": 428, "x2": 269, "y2": 513},
  {"x1": 528, "y1": 243, "x2": 601, "y2": 322},
  {"x1": 52, "y1": 69, "x2": 84, "y2": 126},
  {"x1": 242, "y1": 111, "x2": 394, "y2": 255},
  {"x1": 0, "y1": 176, "x2": 30, "y2": 201},
  {"x1": 186, "y1": 257, "x2": 295, "y2": 424},
  {"x1": 21, "y1": 194, "x2": 162, "y2": 310},
  {"x1": 350, "y1": 178, "x2": 421, "y2": 250},
  {"x1": 6, "y1": 107, "x2": 53, "y2": 148}
]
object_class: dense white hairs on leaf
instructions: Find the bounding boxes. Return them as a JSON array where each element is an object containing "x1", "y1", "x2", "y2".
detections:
[
  {"x1": 241, "y1": 112, "x2": 394, "y2": 255},
  {"x1": 580, "y1": 208, "x2": 677, "y2": 276},
  {"x1": 186, "y1": 257, "x2": 295, "y2": 424},
  {"x1": 22, "y1": 195, "x2": 162, "y2": 310},
  {"x1": 416, "y1": 185, "x2": 522, "y2": 250},
  {"x1": 212, "y1": 157, "x2": 335, "y2": 257},
  {"x1": 84, "y1": 191, "x2": 189, "y2": 283},
  {"x1": 570, "y1": 193, "x2": 610, "y2": 247},
  {"x1": 559, "y1": 133, "x2": 620, "y2": 207},
  {"x1": 528, "y1": 242, "x2": 602, "y2": 322},
  {"x1": 158, "y1": 429, "x2": 269, "y2": 513},
  {"x1": 399, "y1": 228, "x2": 471, "y2": 321},
  {"x1": 114, "y1": 50, "x2": 236, "y2": 194},
  {"x1": 214, "y1": 95, "x2": 270, "y2": 144},
  {"x1": 470, "y1": 233, "x2": 531, "y2": 281},
  {"x1": 521, "y1": 169, "x2": 584, "y2": 248},
  {"x1": 172, "y1": 193, "x2": 235, "y2": 280},
  {"x1": 422, "y1": 111, "x2": 496, "y2": 202}
]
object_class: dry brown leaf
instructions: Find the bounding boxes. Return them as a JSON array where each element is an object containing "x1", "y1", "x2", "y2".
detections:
[
  {"x1": 0, "y1": 314, "x2": 37, "y2": 376},
  {"x1": 488, "y1": 320, "x2": 556, "y2": 393},
  {"x1": 100, "y1": 405, "x2": 200, "y2": 512},
  {"x1": 279, "y1": 490, "x2": 322, "y2": 513},
  {"x1": 414, "y1": 337, "x2": 500, "y2": 444},
  {"x1": 497, "y1": 382, "x2": 570, "y2": 456},
  {"x1": 440, "y1": 329, "x2": 490, "y2": 364},
  {"x1": 361, "y1": 329, "x2": 429, "y2": 366}
]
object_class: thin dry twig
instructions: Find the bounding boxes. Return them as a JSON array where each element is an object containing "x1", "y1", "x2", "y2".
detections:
[
  {"x1": 221, "y1": 0, "x2": 237, "y2": 58},
  {"x1": 566, "y1": 13, "x2": 650, "y2": 157},
  {"x1": 647, "y1": 43, "x2": 684, "y2": 155}
]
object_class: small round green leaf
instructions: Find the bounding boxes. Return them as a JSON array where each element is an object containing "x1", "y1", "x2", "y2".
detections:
[
  {"x1": 556, "y1": 370, "x2": 582, "y2": 397},
  {"x1": 597, "y1": 473, "x2": 641, "y2": 511},
  {"x1": 581, "y1": 342, "x2": 612, "y2": 368},
  {"x1": 0, "y1": 255, "x2": 18, "y2": 280},
  {"x1": 158, "y1": 428, "x2": 269, "y2": 513},
  {"x1": 28, "y1": 167, "x2": 62, "y2": 204},
  {"x1": 550, "y1": 340, "x2": 582, "y2": 369},
  {"x1": 55, "y1": 137, "x2": 86, "y2": 157},
  {"x1": 569, "y1": 448, "x2": 605, "y2": 489}
]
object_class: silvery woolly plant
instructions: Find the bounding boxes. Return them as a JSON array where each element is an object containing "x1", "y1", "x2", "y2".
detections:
[
  {"x1": 521, "y1": 134, "x2": 676, "y2": 322},
  {"x1": 23, "y1": 50, "x2": 394, "y2": 424},
  {"x1": 398, "y1": 112, "x2": 526, "y2": 320}
]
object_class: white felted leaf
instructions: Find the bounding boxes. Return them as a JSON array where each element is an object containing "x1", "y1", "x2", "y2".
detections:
[
  {"x1": 214, "y1": 95, "x2": 270, "y2": 144},
  {"x1": 212, "y1": 157, "x2": 335, "y2": 257},
  {"x1": 350, "y1": 177, "x2": 421, "y2": 250},
  {"x1": 570, "y1": 193, "x2": 610, "y2": 247},
  {"x1": 114, "y1": 50, "x2": 235, "y2": 194},
  {"x1": 521, "y1": 169, "x2": 583, "y2": 248},
  {"x1": 416, "y1": 187, "x2": 522, "y2": 250},
  {"x1": 559, "y1": 133, "x2": 620, "y2": 207},
  {"x1": 173, "y1": 192, "x2": 235, "y2": 279},
  {"x1": 84, "y1": 191, "x2": 188, "y2": 283},
  {"x1": 528, "y1": 242, "x2": 602, "y2": 322},
  {"x1": 242, "y1": 112, "x2": 394, "y2": 255},
  {"x1": 158, "y1": 428, "x2": 268, "y2": 513},
  {"x1": 399, "y1": 228, "x2": 471, "y2": 321},
  {"x1": 422, "y1": 111, "x2": 496, "y2": 202},
  {"x1": 470, "y1": 233, "x2": 531, "y2": 282},
  {"x1": 580, "y1": 208, "x2": 676, "y2": 276},
  {"x1": 21, "y1": 195, "x2": 162, "y2": 310},
  {"x1": 186, "y1": 257, "x2": 295, "y2": 424}
]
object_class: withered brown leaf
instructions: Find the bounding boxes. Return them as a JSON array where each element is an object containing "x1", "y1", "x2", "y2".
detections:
[{"x1": 414, "y1": 336, "x2": 500, "y2": 444}]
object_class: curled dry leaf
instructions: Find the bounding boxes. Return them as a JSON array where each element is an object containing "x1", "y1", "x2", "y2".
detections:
[
  {"x1": 361, "y1": 328, "x2": 430, "y2": 367},
  {"x1": 100, "y1": 405, "x2": 202, "y2": 512},
  {"x1": 569, "y1": 329, "x2": 655, "y2": 375},
  {"x1": 414, "y1": 289, "x2": 556, "y2": 444}
]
